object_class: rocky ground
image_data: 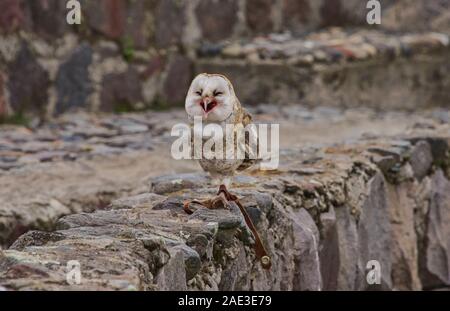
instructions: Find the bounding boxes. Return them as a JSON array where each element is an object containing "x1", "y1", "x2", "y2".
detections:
[{"x1": 0, "y1": 105, "x2": 449, "y2": 290}]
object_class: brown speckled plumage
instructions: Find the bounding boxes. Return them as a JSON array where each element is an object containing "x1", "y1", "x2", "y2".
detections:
[{"x1": 185, "y1": 74, "x2": 259, "y2": 185}]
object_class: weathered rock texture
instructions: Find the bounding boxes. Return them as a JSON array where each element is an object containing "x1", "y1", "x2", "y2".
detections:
[
  {"x1": 1, "y1": 122, "x2": 449, "y2": 290},
  {"x1": 0, "y1": 110, "x2": 197, "y2": 247},
  {"x1": 1, "y1": 106, "x2": 448, "y2": 249},
  {"x1": 0, "y1": 1, "x2": 449, "y2": 118}
]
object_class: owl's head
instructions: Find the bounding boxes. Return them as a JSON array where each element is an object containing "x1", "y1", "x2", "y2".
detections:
[{"x1": 185, "y1": 73, "x2": 236, "y2": 122}]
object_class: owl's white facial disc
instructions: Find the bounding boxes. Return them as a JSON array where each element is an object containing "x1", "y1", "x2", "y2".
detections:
[{"x1": 185, "y1": 74, "x2": 235, "y2": 122}]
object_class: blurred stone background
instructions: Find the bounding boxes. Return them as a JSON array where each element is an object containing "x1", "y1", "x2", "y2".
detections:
[
  {"x1": 1, "y1": 1, "x2": 450, "y2": 291},
  {"x1": 0, "y1": 0, "x2": 449, "y2": 122}
]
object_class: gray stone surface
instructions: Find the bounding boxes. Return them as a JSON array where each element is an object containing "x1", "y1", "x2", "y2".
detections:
[
  {"x1": 155, "y1": 0, "x2": 187, "y2": 49},
  {"x1": 0, "y1": 117, "x2": 448, "y2": 290},
  {"x1": 100, "y1": 68, "x2": 143, "y2": 112},
  {"x1": 356, "y1": 173, "x2": 393, "y2": 290},
  {"x1": 335, "y1": 205, "x2": 359, "y2": 290},
  {"x1": 409, "y1": 141, "x2": 433, "y2": 180},
  {"x1": 195, "y1": 0, "x2": 239, "y2": 42},
  {"x1": 6, "y1": 42, "x2": 50, "y2": 116},
  {"x1": 420, "y1": 170, "x2": 450, "y2": 288}
]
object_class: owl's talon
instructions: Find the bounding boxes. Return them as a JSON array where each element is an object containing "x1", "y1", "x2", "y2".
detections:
[
  {"x1": 211, "y1": 192, "x2": 230, "y2": 210},
  {"x1": 183, "y1": 200, "x2": 208, "y2": 214},
  {"x1": 183, "y1": 184, "x2": 271, "y2": 270},
  {"x1": 183, "y1": 197, "x2": 226, "y2": 212}
]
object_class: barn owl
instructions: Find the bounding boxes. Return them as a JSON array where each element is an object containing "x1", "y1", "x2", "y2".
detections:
[
  {"x1": 185, "y1": 73, "x2": 258, "y2": 189},
  {"x1": 184, "y1": 73, "x2": 271, "y2": 269}
]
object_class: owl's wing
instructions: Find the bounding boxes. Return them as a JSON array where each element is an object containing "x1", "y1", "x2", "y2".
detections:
[{"x1": 236, "y1": 109, "x2": 260, "y2": 171}]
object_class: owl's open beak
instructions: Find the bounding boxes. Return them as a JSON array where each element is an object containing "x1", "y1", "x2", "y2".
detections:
[
  {"x1": 203, "y1": 98, "x2": 211, "y2": 112},
  {"x1": 201, "y1": 97, "x2": 218, "y2": 115}
]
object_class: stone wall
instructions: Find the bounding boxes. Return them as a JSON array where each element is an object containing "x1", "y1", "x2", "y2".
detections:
[
  {"x1": 1, "y1": 122, "x2": 449, "y2": 290},
  {"x1": 196, "y1": 30, "x2": 450, "y2": 109},
  {"x1": 0, "y1": 0, "x2": 449, "y2": 119}
]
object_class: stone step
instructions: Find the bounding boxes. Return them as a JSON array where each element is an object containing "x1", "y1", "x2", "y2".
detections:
[{"x1": 1, "y1": 122, "x2": 449, "y2": 290}]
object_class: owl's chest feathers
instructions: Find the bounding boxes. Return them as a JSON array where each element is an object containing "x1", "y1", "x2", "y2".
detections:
[
  {"x1": 192, "y1": 104, "x2": 242, "y2": 140},
  {"x1": 198, "y1": 114, "x2": 248, "y2": 152},
  {"x1": 205, "y1": 104, "x2": 240, "y2": 127},
  {"x1": 193, "y1": 106, "x2": 245, "y2": 175}
]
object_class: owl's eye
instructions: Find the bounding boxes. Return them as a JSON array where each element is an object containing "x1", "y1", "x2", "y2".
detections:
[
  {"x1": 213, "y1": 90, "x2": 223, "y2": 96},
  {"x1": 196, "y1": 90, "x2": 202, "y2": 96}
]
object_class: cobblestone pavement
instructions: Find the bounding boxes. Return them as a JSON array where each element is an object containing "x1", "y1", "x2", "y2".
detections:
[{"x1": 0, "y1": 110, "x2": 181, "y2": 171}]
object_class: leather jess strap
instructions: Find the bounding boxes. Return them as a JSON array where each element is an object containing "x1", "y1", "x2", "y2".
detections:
[
  {"x1": 183, "y1": 186, "x2": 272, "y2": 270},
  {"x1": 217, "y1": 185, "x2": 272, "y2": 270}
]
